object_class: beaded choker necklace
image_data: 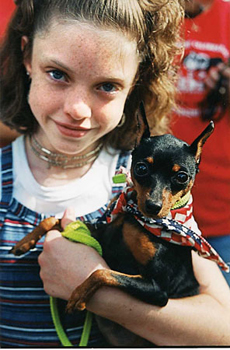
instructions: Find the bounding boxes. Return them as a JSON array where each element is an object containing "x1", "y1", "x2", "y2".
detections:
[{"x1": 30, "y1": 136, "x2": 102, "y2": 169}]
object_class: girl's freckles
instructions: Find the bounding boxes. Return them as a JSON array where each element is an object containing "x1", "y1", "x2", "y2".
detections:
[
  {"x1": 26, "y1": 20, "x2": 139, "y2": 156},
  {"x1": 35, "y1": 21, "x2": 139, "y2": 84}
]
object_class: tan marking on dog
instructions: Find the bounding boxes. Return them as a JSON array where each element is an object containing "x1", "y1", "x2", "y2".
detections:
[
  {"x1": 194, "y1": 127, "x2": 214, "y2": 163},
  {"x1": 172, "y1": 164, "x2": 181, "y2": 172},
  {"x1": 123, "y1": 221, "x2": 156, "y2": 265},
  {"x1": 187, "y1": 179, "x2": 194, "y2": 192},
  {"x1": 131, "y1": 173, "x2": 151, "y2": 216},
  {"x1": 159, "y1": 189, "x2": 174, "y2": 217},
  {"x1": 137, "y1": 188, "x2": 152, "y2": 216},
  {"x1": 146, "y1": 157, "x2": 154, "y2": 164},
  {"x1": 160, "y1": 179, "x2": 194, "y2": 215},
  {"x1": 10, "y1": 217, "x2": 60, "y2": 255},
  {"x1": 112, "y1": 213, "x2": 126, "y2": 227}
]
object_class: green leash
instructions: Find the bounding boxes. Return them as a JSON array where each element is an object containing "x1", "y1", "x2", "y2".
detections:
[{"x1": 50, "y1": 220, "x2": 103, "y2": 347}]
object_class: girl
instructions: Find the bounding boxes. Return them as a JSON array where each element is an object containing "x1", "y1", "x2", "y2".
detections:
[{"x1": 1, "y1": 0, "x2": 230, "y2": 347}]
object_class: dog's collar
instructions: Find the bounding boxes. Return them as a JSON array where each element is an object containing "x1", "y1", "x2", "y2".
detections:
[{"x1": 172, "y1": 191, "x2": 191, "y2": 210}]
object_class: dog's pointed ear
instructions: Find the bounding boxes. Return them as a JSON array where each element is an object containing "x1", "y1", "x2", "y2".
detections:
[
  {"x1": 136, "y1": 101, "x2": 151, "y2": 140},
  {"x1": 190, "y1": 121, "x2": 214, "y2": 165}
]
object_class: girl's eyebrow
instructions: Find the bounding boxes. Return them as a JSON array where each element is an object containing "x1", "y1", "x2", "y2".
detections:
[
  {"x1": 50, "y1": 59, "x2": 74, "y2": 73},
  {"x1": 48, "y1": 58, "x2": 131, "y2": 85}
]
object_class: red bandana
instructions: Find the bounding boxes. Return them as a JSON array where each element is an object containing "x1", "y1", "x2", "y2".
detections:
[{"x1": 105, "y1": 186, "x2": 229, "y2": 272}]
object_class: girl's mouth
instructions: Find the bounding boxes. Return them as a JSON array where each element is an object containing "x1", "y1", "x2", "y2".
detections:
[{"x1": 55, "y1": 122, "x2": 91, "y2": 138}]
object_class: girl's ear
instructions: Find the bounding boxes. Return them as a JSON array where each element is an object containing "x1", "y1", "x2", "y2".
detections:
[{"x1": 21, "y1": 36, "x2": 32, "y2": 75}]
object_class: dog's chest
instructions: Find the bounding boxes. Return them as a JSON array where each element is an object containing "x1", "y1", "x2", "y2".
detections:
[{"x1": 122, "y1": 219, "x2": 157, "y2": 266}]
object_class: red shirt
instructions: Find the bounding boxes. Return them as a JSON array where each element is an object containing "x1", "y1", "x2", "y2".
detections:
[
  {"x1": 171, "y1": 0, "x2": 230, "y2": 238},
  {"x1": 0, "y1": 0, "x2": 15, "y2": 37}
]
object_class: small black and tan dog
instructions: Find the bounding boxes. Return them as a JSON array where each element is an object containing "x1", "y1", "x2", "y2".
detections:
[{"x1": 11, "y1": 104, "x2": 215, "y2": 346}]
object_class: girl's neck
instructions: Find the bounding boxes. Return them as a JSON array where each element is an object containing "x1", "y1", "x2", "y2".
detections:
[
  {"x1": 25, "y1": 136, "x2": 101, "y2": 186},
  {"x1": 30, "y1": 135, "x2": 102, "y2": 169}
]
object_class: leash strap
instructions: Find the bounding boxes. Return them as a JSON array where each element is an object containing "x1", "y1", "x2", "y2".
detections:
[
  {"x1": 50, "y1": 220, "x2": 103, "y2": 347},
  {"x1": 50, "y1": 296, "x2": 73, "y2": 347}
]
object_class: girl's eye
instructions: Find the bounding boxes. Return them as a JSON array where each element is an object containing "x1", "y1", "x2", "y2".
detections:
[
  {"x1": 98, "y1": 83, "x2": 117, "y2": 93},
  {"x1": 48, "y1": 70, "x2": 66, "y2": 82}
]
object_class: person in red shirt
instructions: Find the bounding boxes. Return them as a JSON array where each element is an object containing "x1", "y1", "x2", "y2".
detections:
[{"x1": 171, "y1": 0, "x2": 230, "y2": 285}]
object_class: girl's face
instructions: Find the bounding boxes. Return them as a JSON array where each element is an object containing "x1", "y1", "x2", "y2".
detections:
[{"x1": 24, "y1": 20, "x2": 139, "y2": 155}]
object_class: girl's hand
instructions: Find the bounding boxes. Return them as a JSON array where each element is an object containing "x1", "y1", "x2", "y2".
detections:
[{"x1": 38, "y1": 207, "x2": 109, "y2": 300}]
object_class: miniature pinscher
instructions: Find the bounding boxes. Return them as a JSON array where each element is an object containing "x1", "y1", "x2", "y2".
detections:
[{"x1": 10, "y1": 104, "x2": 215, "y2": 346}]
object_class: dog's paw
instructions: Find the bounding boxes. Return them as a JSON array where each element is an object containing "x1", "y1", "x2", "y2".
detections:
[
  {"x1": 66, "y1": 299, "x2": 86, "y2": 313},
  {"x1": 66, "y1": 287, "x2": 88, "y2": 313},
  {"x1": 10, "y1": 242, "x2": 35, "y2": 256},
  {"x1": 66, "y1": 271, "x2": 105, "y2": 313}
]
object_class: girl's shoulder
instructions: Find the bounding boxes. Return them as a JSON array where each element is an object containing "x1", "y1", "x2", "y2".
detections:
[
  {"x1": 0, "y1": 136, "x2": 24, "y2": 201},
  {"x1": 0, "y1": 135, "x2": 24, "y2": 161},
  {"x1": 98, "y1": 146, "x2": 131, "y2": 169}
]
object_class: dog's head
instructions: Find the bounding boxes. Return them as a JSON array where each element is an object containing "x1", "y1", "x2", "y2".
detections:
[{"x1": 131, "y1": 103, "x2": 214, "y2": 218}]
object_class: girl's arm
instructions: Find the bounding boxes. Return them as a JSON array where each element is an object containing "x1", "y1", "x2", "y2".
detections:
[
  {"x1": 38, "y1": 209, "x2": 230, "y2": 346},
  {"x1": 87, "y1": 251, "x2": 230, "y2": 346}
]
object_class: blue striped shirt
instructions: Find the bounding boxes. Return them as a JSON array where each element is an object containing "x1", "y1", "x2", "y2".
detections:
[{"x1": 0, "y1": 144, "x2": 130, "y2": 347}]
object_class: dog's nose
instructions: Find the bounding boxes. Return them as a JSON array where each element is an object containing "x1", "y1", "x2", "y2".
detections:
[{"x1": 145, "y1": 200, "x2": 162, "y2": 215}]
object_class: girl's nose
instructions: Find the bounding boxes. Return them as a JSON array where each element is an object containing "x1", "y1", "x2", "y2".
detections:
[{"x1": 64, "y1": 89, "x2": 92, "y2": 120}]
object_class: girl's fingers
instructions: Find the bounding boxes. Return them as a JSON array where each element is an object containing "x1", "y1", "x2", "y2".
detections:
[{"x1": 61, "y1": 207, "x2": 76, "y2": 229}]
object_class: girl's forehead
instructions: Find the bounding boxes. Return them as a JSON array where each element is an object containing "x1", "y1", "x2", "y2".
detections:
[
  {"x1": 33, "y1": 19, "x2": 139, "y2": 79},
  {"x1": 38, "y1": 18, "x2": 138, "y2": 53}
]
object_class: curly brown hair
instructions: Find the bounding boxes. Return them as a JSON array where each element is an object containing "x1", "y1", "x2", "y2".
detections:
[{"x1": 0, "y1": 0, "x2": 184, "y2": 150}]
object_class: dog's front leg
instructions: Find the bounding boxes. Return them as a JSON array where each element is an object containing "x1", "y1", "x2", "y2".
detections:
[
  {"x1": 10, "y1": 217, "x2": 60, "y2": 255},
  {"x1": 66, "y1": 269, "x2": 168, "y2": 313}
]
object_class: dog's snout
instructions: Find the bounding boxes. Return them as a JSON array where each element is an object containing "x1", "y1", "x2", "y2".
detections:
[{"x1": 145, "y1": 200, "x2": 162, "y2": 215}]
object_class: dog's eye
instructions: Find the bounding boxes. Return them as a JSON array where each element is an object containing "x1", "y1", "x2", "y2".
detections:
[
  {"x1": 134, "y1": 162, "x2": 149, "y2": 177},
  {"x1": 175, "y1": 171, "x2": 189, "y2": 184}
]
